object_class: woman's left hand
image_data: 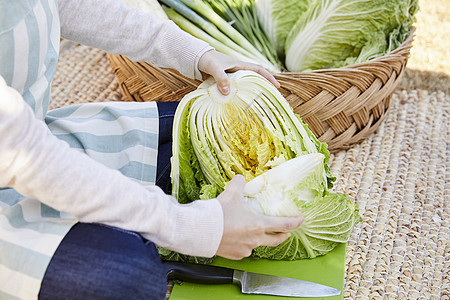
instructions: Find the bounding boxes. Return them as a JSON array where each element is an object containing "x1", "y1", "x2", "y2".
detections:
[{"x1": 198, "y1": 50, "x2": 280, "y2": 95}]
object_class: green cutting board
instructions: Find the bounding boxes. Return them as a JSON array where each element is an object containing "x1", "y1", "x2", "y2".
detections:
[{"x1": 169, "y1": 243, "x2": 346, "y2": 300}]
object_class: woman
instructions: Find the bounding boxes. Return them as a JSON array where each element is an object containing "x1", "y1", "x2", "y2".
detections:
[{"x1": 0, "y1": 0, "x2": 303, "y2": 299}]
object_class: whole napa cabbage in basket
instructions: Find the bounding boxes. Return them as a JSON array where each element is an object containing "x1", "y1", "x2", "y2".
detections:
[{"x1": 255, "y1": 0, "x2": 418, "y2": 71}]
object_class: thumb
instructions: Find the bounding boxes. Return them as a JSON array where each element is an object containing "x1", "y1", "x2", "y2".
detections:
[
  {"x1": 225, "y1": 174, "x2": 246, "y2": 194},
  {"x1": 213, "y1": 71, "x2": 230, "y2": 95}
]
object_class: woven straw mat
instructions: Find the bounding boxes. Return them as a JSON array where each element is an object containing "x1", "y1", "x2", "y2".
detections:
[{"x1": 51, "y1": 43, "x2": 449, "y2": 300}]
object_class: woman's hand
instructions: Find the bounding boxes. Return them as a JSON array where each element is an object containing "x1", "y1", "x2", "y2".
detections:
[
  {"x1": 198, "y1": 50, "x2": 280, "y2": 95},
  {"x1": 216, "y1": 175, "x2": 303, "y2": 260}
]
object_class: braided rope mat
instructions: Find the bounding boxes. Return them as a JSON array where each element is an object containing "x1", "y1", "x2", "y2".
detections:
[{"x1": 51, "y1": 43, "x2": 449, "y2": 300}]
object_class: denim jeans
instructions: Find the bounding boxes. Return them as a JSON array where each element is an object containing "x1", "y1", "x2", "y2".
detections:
[
  {"x1": 156, "y1": 101, "x2": 179, "y2": 194},
  {"x1": 38, "y1": 102, "x2": 179, "y2": 300}
]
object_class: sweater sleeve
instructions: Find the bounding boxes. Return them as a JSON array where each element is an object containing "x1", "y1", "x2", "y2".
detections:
[
  {"x1": 0, "y1": 76, "x2": 223, "y2": 257},
  {"x1": 58, "y1": 0, "x2": 213, "y2": 80}
]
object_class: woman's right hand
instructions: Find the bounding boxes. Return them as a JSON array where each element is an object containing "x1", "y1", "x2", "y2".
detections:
[
  {"x1": 216, "y1": 175, "x2": 303, "y2": 260},
  {"x1": 198, "y1": 50, "x2": 280, "y2": 96}
]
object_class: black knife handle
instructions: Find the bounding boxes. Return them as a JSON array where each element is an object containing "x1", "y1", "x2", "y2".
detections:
[{"x1": 163, "y1": 261, "x2": 234, "y2": 284}]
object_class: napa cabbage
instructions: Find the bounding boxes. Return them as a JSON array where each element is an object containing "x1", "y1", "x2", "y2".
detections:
[
  {"x1": 162, "y1": 70, "x2": 360, "y2": 262},
  {"x1": 284, "y1": 0, "x2": 418, "y2": 71},
  {"x1": 171, "y1": 70, "x2": 333, "y2": 204},
  {"x1": 254, "y1": 0, "x2": 309, "y2": 58}
]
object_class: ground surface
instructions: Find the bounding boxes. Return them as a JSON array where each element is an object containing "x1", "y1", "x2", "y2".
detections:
[{"x1": 397, "y1": 0, "x2": 450, "y2": 94}]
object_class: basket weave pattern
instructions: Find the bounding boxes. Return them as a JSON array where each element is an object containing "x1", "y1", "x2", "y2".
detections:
[{"x1": 108, "y1": 32, "x2": 414, "y2": 152}]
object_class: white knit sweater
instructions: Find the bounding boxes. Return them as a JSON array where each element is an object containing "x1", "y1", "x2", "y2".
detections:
[{"x1": 0, "y1": 0, "x2": 223, "y2": 259}]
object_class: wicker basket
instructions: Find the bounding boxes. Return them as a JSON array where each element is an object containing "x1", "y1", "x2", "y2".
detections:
[{"x1": 108, "y1": 30, "x2": 414, "y2": 152}]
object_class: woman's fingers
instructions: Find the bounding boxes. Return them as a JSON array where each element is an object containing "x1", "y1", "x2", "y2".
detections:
[
  {"x1": 216, "y1": 175, "x2": 303, "y2": 260},
  {"x1": 223, "y1": 174, "x2": 246, "y2": 193},
  {"x1": 260, "y1": 215, "x2": 304, "y2": 233},
  {"x1": 263, "y1": 232, "x2": 292, "y2": 247},
  {"x1": 198, "y1": 50, "x2": 281, "y2": 96},
  {"x1": 227, "y1": 63, "x2": 280, "y2": 88},
  {"x1": 208, "y1": 68, "x2": 231, "y2": 95}
]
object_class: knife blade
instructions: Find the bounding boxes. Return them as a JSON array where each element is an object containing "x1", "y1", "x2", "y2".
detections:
[{"x1": 163, "y1": 261, "x2": 341, "y2": 298}]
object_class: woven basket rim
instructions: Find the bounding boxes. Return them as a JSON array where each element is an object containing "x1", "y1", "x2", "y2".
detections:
[{"x1": 108, "y1": 28, "x2": 415, "y2": 152}]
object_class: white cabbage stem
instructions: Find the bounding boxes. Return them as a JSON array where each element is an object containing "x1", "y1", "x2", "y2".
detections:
[{"x1": 244, "y1": 153, "x2": 325, "y2": 217}]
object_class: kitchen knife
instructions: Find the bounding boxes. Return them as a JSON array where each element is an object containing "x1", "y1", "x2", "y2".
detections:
[{"x1": 163, "y1": 261, "x2": 341, "y2": 298}]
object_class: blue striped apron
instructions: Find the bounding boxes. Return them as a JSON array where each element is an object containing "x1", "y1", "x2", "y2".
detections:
[{"x1": 0, "y1": 1, "x2": 159, "y2": 298}]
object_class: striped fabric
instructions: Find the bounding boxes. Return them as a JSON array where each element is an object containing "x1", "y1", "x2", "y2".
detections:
[
  {"x1": 0, "y1": 0, "x2": 59, "y2": 120},
  {"x1": 0, "y1": 1, "x2": 159, "y2": 298},
  {"x1": 46, "y1": 102, "x2": 159, "y2": 185}
]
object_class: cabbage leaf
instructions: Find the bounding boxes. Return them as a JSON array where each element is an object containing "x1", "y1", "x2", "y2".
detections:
[
  {"x1": 284, "y1": 0, "x2": 418, "y2": 71},
  {"x1": 255, "y1": 0, "x2": 309, "y2": 58},
  {"x1": 244, "y1": 154, "x2": 361, "y2": 259}
]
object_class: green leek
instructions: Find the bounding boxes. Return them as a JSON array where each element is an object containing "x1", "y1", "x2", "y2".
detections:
[
  {"x1": 205, "y1": 0, "x2": 281, "y2": 68},
  {"x1": 159, "y1": 0, "x2": 281, "y2": 72}
]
